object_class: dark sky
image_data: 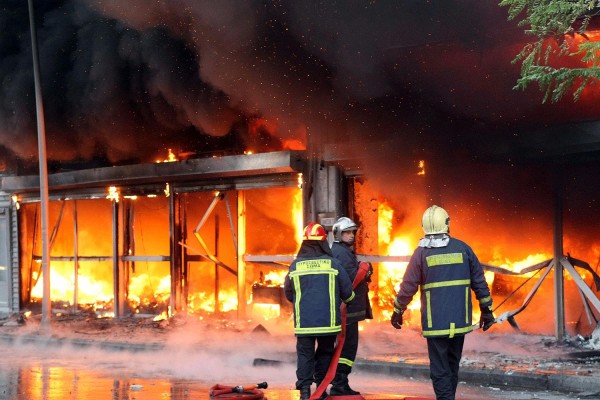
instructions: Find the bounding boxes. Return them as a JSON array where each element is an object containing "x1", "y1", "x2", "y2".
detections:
[{"x1": 2, "y1": 0, "x2": 600, "y2": 262}]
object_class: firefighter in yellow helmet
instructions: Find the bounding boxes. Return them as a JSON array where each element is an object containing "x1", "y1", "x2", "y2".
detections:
[
  {"x1": 284, "y1": 222, "x2": 355, "y2": 400},
  {"x1": 391, "y1": 205, "x2": 495, "y2": 400}
]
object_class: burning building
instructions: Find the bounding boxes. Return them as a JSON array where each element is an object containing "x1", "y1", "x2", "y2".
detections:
[
  {"x1": 0, "y1": 151, "x2": 308, "y2": 319},
  {"x1": 1, "y1": 145, "x2": 600, "y2": 342},
  {"x1": 1, "y1": 1, "x2": 600, "y2": 342}
]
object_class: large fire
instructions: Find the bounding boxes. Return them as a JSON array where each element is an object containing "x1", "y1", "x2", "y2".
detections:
[
  {"x1": 25, "y1": 182, "x2": 305, "y2": 321},
  {"x1": 370, "y1": 199, "x2": 563, "y2": 329},
  {"x1": 19, "y1": 156, "x2": 600, "y2": 337}
]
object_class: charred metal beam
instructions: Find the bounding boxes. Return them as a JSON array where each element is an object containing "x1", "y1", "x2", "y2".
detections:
[
  {"x1": 562, "y1": 258, "x2": 600, "y2": 315},
  {"x1": 169, "y1": 191, "x2": 182, "y2": 316},
  {"x1": 481, "y1": 259, "x2": 552, "y2": 276},
  {"x1": 33, "y1": 255, "x2": 170, "y2": 262},
  {"x1": 243, "y1": 254, "x2": 412, "y2": 263},
  {"x1": 1, "y1": 151, "x2": 306, "y2": 193}
]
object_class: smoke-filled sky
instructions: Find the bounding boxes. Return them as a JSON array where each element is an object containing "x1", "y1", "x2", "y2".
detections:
[
  {"x1": 3, "y1": 0, "x2": 600, "y2": 169},
  {"x1": 3, "y1": 0, "x2": 600, "y2": 263}
]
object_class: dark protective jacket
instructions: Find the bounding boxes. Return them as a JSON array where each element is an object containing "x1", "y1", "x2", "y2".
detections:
[
  {"x1": 332, "y1": 241, "x2": 373, "y2": 323},
  {"x1": 285, "y1": 241, "x2": 355, "y2": 336},
  {"x1": 394, "y1": 236, "x2": 492, "y2": 338}
]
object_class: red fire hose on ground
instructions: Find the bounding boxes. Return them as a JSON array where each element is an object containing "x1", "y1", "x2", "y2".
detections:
[
  {"x1": 310, "y1": 262, "x2": 370, "y2": 400},
  {"x1": 209, "y1": 382, "x2": 268, "y2": 399}
]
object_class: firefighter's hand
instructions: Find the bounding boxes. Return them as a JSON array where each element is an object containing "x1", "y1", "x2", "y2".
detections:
[
  {"x1": 391, "y1": 310, "x2": 403, "y2": 329},
  {"x1": 366, "y1": 263, "x2": 373, "y2": 283},
  {"x1": 479, "y1": 305, "x2": 495, "y2": 332}
]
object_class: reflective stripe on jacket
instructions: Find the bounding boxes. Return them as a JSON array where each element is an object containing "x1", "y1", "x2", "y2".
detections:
[
  {"x1": 284, "y1": 255, "x2": 355, "y2": 336},
  {"x1": 394, "y1": 237, "x2": 492, "y2": 338}
]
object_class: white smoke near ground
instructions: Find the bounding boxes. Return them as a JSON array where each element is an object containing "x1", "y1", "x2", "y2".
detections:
[
  {"x1": 1, "y1": 322, "x2": 585, "y2": 386},
  {"x1": 1, "y1": 316, "x2": 298, "y2": 385}
]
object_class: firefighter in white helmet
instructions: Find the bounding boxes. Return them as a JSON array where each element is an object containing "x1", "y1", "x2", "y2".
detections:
[
  {"x1": 284, "y1": 222, "x2": 355, "y2": 400},
  {"x1": 330, "y1": 217, "x2": 373, "y2": 396},
  {"x1": 391, "y1": 205, "x2": 495, "y2": 400}
]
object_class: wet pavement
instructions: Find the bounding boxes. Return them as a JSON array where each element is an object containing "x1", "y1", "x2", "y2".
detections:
[
  {"x1": 0, "y1": 314, "x2": 599, "y2": 399},
  {"x1": 0, "y1": 349, "x2": 585, "y2": 400}
]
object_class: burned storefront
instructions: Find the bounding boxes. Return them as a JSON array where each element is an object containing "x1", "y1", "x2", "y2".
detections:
[
  {"x1": 0, "y1": 151, "x2": 317, "y2": 321},
  {"x1": 0, "y1": 149, "x2": 410, "y2": 326},
  {"x1": 0, "y1": 144, "x2": 600, "y2": 341}
]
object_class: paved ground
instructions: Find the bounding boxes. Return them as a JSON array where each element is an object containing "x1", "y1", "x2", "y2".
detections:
[
  {"x1": 1, "y1": 313, "x2": 599, "y2": 398},
  {"x1": 358, "y1": 327, "x2": 600, "y2": 397}
]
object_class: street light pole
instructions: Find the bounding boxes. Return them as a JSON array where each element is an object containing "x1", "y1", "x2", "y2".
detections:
[{"x1": 27, "y1": 0, "x2": 52, "y2": 327}]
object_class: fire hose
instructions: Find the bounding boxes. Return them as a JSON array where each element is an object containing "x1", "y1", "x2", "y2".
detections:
[
  {"x1": 310, "y1": 262, "x2": 370, "y2": 400},
  {"x1": 209, "y1": 382, "x2": 268, "y2": 399}
]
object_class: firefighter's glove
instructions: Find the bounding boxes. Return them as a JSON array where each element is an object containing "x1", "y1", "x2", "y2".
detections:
[
  {"x1": 366, "y1": 263, "x2": 373, "y2": 283},
  {"x1": 479, "y1": 305, "x2": 495, "y2": 332},
  {"x1": 391, "y1": 306, "x2": 405, "y2": 329}
]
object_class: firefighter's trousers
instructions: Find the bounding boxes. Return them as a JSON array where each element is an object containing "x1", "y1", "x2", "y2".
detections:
[
  {"x1": 335, "y1": 321, "x2": 359, "y2": 377},
  {"x1": 295, "y1": 335, "x2": 336, "y2": 389},
  {"x1": 426, "y1": 335, "x2": 465, "y2": 400}
]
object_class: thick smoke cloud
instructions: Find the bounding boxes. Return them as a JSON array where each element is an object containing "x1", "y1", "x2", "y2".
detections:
[
  {"x1": 3, "y1": 0, "x2": 588, "y2": 169},
  {"x1": 2, "y1": 0, "x2": 600, "y2": 224}
]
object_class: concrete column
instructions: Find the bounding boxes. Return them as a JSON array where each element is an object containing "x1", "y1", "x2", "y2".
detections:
[
  {"x1": 312, "y1": 162, "x2": 345, "y2": 232},
  {"x1": 0, "y1": 193, "x2": 11, "y2": 314}
]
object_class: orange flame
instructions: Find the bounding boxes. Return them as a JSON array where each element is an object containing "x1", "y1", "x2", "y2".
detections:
[
  {"x1": 106, "y1": 186, "x2": 119, "y2": 202},
  {"x1": 376, "y1": 202, "x2": 417, "y2": 322},
  {"x1": 156, "y1": 148, "x2": 178, "y2": 163},
  {"x1": 418, "y1": 160, "x2": 426, "y2": 175},
  {"x1": 293, "y1": 186, "x2": 303, "y2": 245}
]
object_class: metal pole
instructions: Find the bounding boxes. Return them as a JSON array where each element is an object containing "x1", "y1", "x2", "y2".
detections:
[
  {"x1": 168, "y1": 190, "x2": 181, "y2": 316},
  {"x1": 181, "y1": 195, "x2": 188, "y2": 313},
  {"x1": 27, "y1": 0, "x2": 51, "y2": 326},
  {"x1": 214, "y1": 214, "x2": 220, "y2": 315},
  {"x1": 237, "y1": 191, "x2": 246, "y2": 319},
  {"x1": 73, "y1": 201, "x2": 78, "y2": 313},
  {"x1": 553, "y1": 164, "x2": 565, "y2": 340},
  {"x1": 112, "y1": 200, "x2": 120, "y2": 318}
]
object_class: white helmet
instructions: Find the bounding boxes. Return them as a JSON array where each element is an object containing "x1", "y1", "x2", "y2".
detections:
[
  {"x1": 422, "y1": 205, "x2": 450, "y2": 235},
  {"x1": 332, "y1": 217, "x2": 358, "y2": 242}
]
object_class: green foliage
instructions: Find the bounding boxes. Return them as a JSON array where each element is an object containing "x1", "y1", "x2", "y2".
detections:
[{"x1": 499, "y1": 0, "x2": 600, "y2": 102}]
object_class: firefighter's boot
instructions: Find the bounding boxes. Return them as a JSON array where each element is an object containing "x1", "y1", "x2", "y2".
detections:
[
  {"x1": 330, "y1": 372, "x2": 360, "y2": 396},
  {"x1": 299, "y1": 386, "x2": 311, "y2": 400}
]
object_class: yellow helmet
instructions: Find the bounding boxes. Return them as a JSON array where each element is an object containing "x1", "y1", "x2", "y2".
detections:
[{"x1": 422, "y1": 205, "x2": 450, "y2": 235}]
